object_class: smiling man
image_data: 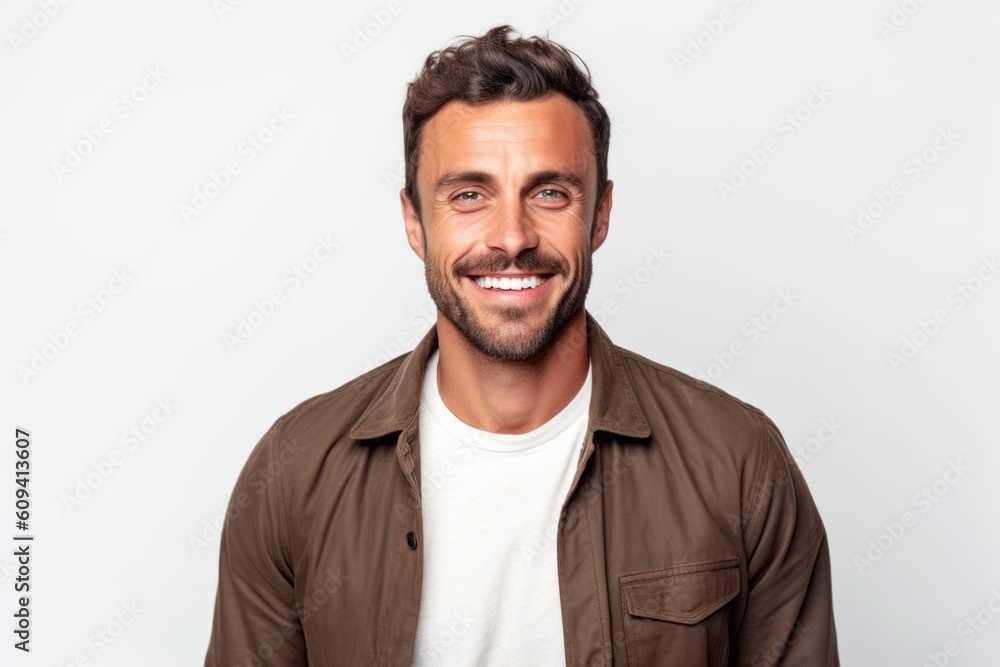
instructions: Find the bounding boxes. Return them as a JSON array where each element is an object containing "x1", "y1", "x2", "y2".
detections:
[
  {"x1": 403, "y1": 92, "x2": 605, "y2": 435},
  {"x1": 205, "y1": 25, "x2": 839, "y2": 666}
]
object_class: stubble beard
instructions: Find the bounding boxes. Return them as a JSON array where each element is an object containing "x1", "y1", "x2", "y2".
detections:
[{"x1": 425, "y1": 247, "x2": 592, "y2": 362}]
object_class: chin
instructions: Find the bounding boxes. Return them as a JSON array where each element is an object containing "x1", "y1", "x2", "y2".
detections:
[{"x1": 467, "y1": 315, "x2": 566, "y2": 361}]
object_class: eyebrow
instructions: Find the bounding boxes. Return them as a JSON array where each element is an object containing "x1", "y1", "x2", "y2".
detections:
[
  {"x1": 433, "y1": 169, "x2": 587, "y2": 194},
  {"x1": 434, "y1": 170, "x2": 496, "y2": 192},
  {"x1": 530, "y1": 170, "x2": 587, "y2": 193}
]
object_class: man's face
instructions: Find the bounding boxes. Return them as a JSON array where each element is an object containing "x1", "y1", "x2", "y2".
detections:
[{"x1": 401, "y1": 93, "x2": 612, "y2": 361}]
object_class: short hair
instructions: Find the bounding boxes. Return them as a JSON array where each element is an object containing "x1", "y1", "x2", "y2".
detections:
[{"x1": 402, "y1": 24, "x2": 611, "y2": 219}]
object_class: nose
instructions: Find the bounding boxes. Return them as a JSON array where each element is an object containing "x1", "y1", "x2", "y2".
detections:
[{"x1": 484, "y1": 198, "x2": 538, "y2": 258}]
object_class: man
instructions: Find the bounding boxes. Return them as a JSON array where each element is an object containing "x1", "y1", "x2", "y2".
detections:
[{"x1": 205, "y1": 25, "x2": 839, "y2": 666}]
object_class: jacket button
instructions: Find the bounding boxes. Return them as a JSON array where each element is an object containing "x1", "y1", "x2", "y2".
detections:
[{"x1": 406, "y1": 531, "x2": 418, "y2": 550}]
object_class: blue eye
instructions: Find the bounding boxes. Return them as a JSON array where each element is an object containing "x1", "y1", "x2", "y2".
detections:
[{"x1": 539, "y1": 189, "x2": 561, "y2": 198}]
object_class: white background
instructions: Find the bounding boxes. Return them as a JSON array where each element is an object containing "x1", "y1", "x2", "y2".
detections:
[{"x1": 2, "y1": 0, "x2": 998, "y2": 665}]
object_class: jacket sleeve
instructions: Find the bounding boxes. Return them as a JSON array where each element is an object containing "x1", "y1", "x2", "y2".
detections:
[
  {"x1": 733, "y1": 412, "x2": 839, "y2": 666},
  {"x1": 204, "y1": 418, "x2": 308, "y2": 666}
]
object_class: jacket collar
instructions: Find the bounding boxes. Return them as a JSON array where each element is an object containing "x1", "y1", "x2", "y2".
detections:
[{"x1": 349, "y1": 310, "x2": 651, "y2": 441}]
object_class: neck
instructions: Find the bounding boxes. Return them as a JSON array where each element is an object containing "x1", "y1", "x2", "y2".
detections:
[{"x1": 434, "y1": 309, "x2": 590, "y2": 435}]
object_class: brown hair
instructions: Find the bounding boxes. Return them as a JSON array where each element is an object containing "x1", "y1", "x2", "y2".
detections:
[{"x1": 402, "y1": 24, "x2": 611, "y2": 218}]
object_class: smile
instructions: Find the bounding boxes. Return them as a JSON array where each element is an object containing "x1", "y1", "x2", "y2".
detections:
[{"x1": 473, "y1": 275, "x2": 548, "y2": 290}]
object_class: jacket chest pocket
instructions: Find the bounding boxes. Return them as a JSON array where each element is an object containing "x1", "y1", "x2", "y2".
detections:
[{"x1": 619, "y1": 558, "x2": 740, "y2": 667}]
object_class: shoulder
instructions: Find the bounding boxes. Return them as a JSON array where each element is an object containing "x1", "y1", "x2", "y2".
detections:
[
  {"x1": 611, "y1": 344, "x2": 809, "y2": 530},
  {"x1": 239, "y1": 356, "x2": 408, "y2": 488},
  {"x1": 228, "y1": 356, "x2": 411, "y2": 540},
  {"x1": 609, "y1": 343, "x2": 791, "y2": 488},
  {"x1": 277, "y1": 360, "x2": 403, "y2": 439},
  {"x1": 614, "y1": 344, "x2": 774, "y2": 434}
]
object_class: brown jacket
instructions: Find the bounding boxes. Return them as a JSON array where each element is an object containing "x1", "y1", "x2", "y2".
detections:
[{"x1": 205, "y1": 312, "x2": 838, "y2": 666}]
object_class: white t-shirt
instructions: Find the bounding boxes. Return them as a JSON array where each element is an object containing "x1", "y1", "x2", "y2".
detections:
[{"x1": 411, "y1": 349, "x2": 592, "y2": 666}]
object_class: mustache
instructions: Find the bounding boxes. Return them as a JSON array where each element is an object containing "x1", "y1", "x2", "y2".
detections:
[{"x1": 453, "y1": 249, "x2": 568, "y2": 277}]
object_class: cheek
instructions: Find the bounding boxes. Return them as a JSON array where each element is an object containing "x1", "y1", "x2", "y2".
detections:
[
  {"x1": 539, "y1": 229, "x2": 590, "y2": 261},
  {"x1": 424, "y1": 244, "x2": 462, "y2": 281},
  {"x1": 426, "y1": 233, "x2": 478, "y2": 267}
]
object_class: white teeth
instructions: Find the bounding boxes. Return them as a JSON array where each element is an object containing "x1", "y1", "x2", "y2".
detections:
[{"x1": 474, "y1": 276, "x2": 547, "y2": 290}]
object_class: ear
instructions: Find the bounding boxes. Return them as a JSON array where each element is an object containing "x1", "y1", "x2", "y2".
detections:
[
  {"x1": 400, "y1": 188, "x2": 426, "y2": 261},
  {"x1": 590, "y1": 179, "x2": 613, "y2": 252}
]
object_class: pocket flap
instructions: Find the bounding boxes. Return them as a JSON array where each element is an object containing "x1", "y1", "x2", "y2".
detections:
[{"x1": 620, "y1": 558, "x2": 740, "y2": 625}]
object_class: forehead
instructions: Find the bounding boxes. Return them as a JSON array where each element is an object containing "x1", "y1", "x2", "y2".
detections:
[{"x1": 418, "y1": 94, "x2": 595, "y2": 179}]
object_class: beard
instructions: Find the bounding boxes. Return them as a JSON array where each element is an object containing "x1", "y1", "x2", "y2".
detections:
[{"x1": 425, "y1": 246, "x2": 592, "y2": 362}]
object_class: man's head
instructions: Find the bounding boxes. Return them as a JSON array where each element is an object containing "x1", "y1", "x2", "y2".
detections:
[
  {"x1": 399, "y1": 25, "x2": 613, "y2": 361},
  {"x1": 402, "y1": 25, "x2": 611, "y2": 220}
]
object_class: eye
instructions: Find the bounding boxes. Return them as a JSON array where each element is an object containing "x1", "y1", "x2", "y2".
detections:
[
  {"x1": 454, "y1": 191, "x2": 483, "y2": 201},
  {"x1": 538, "y1": 188, "x2": 564, "y2": 199}
]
